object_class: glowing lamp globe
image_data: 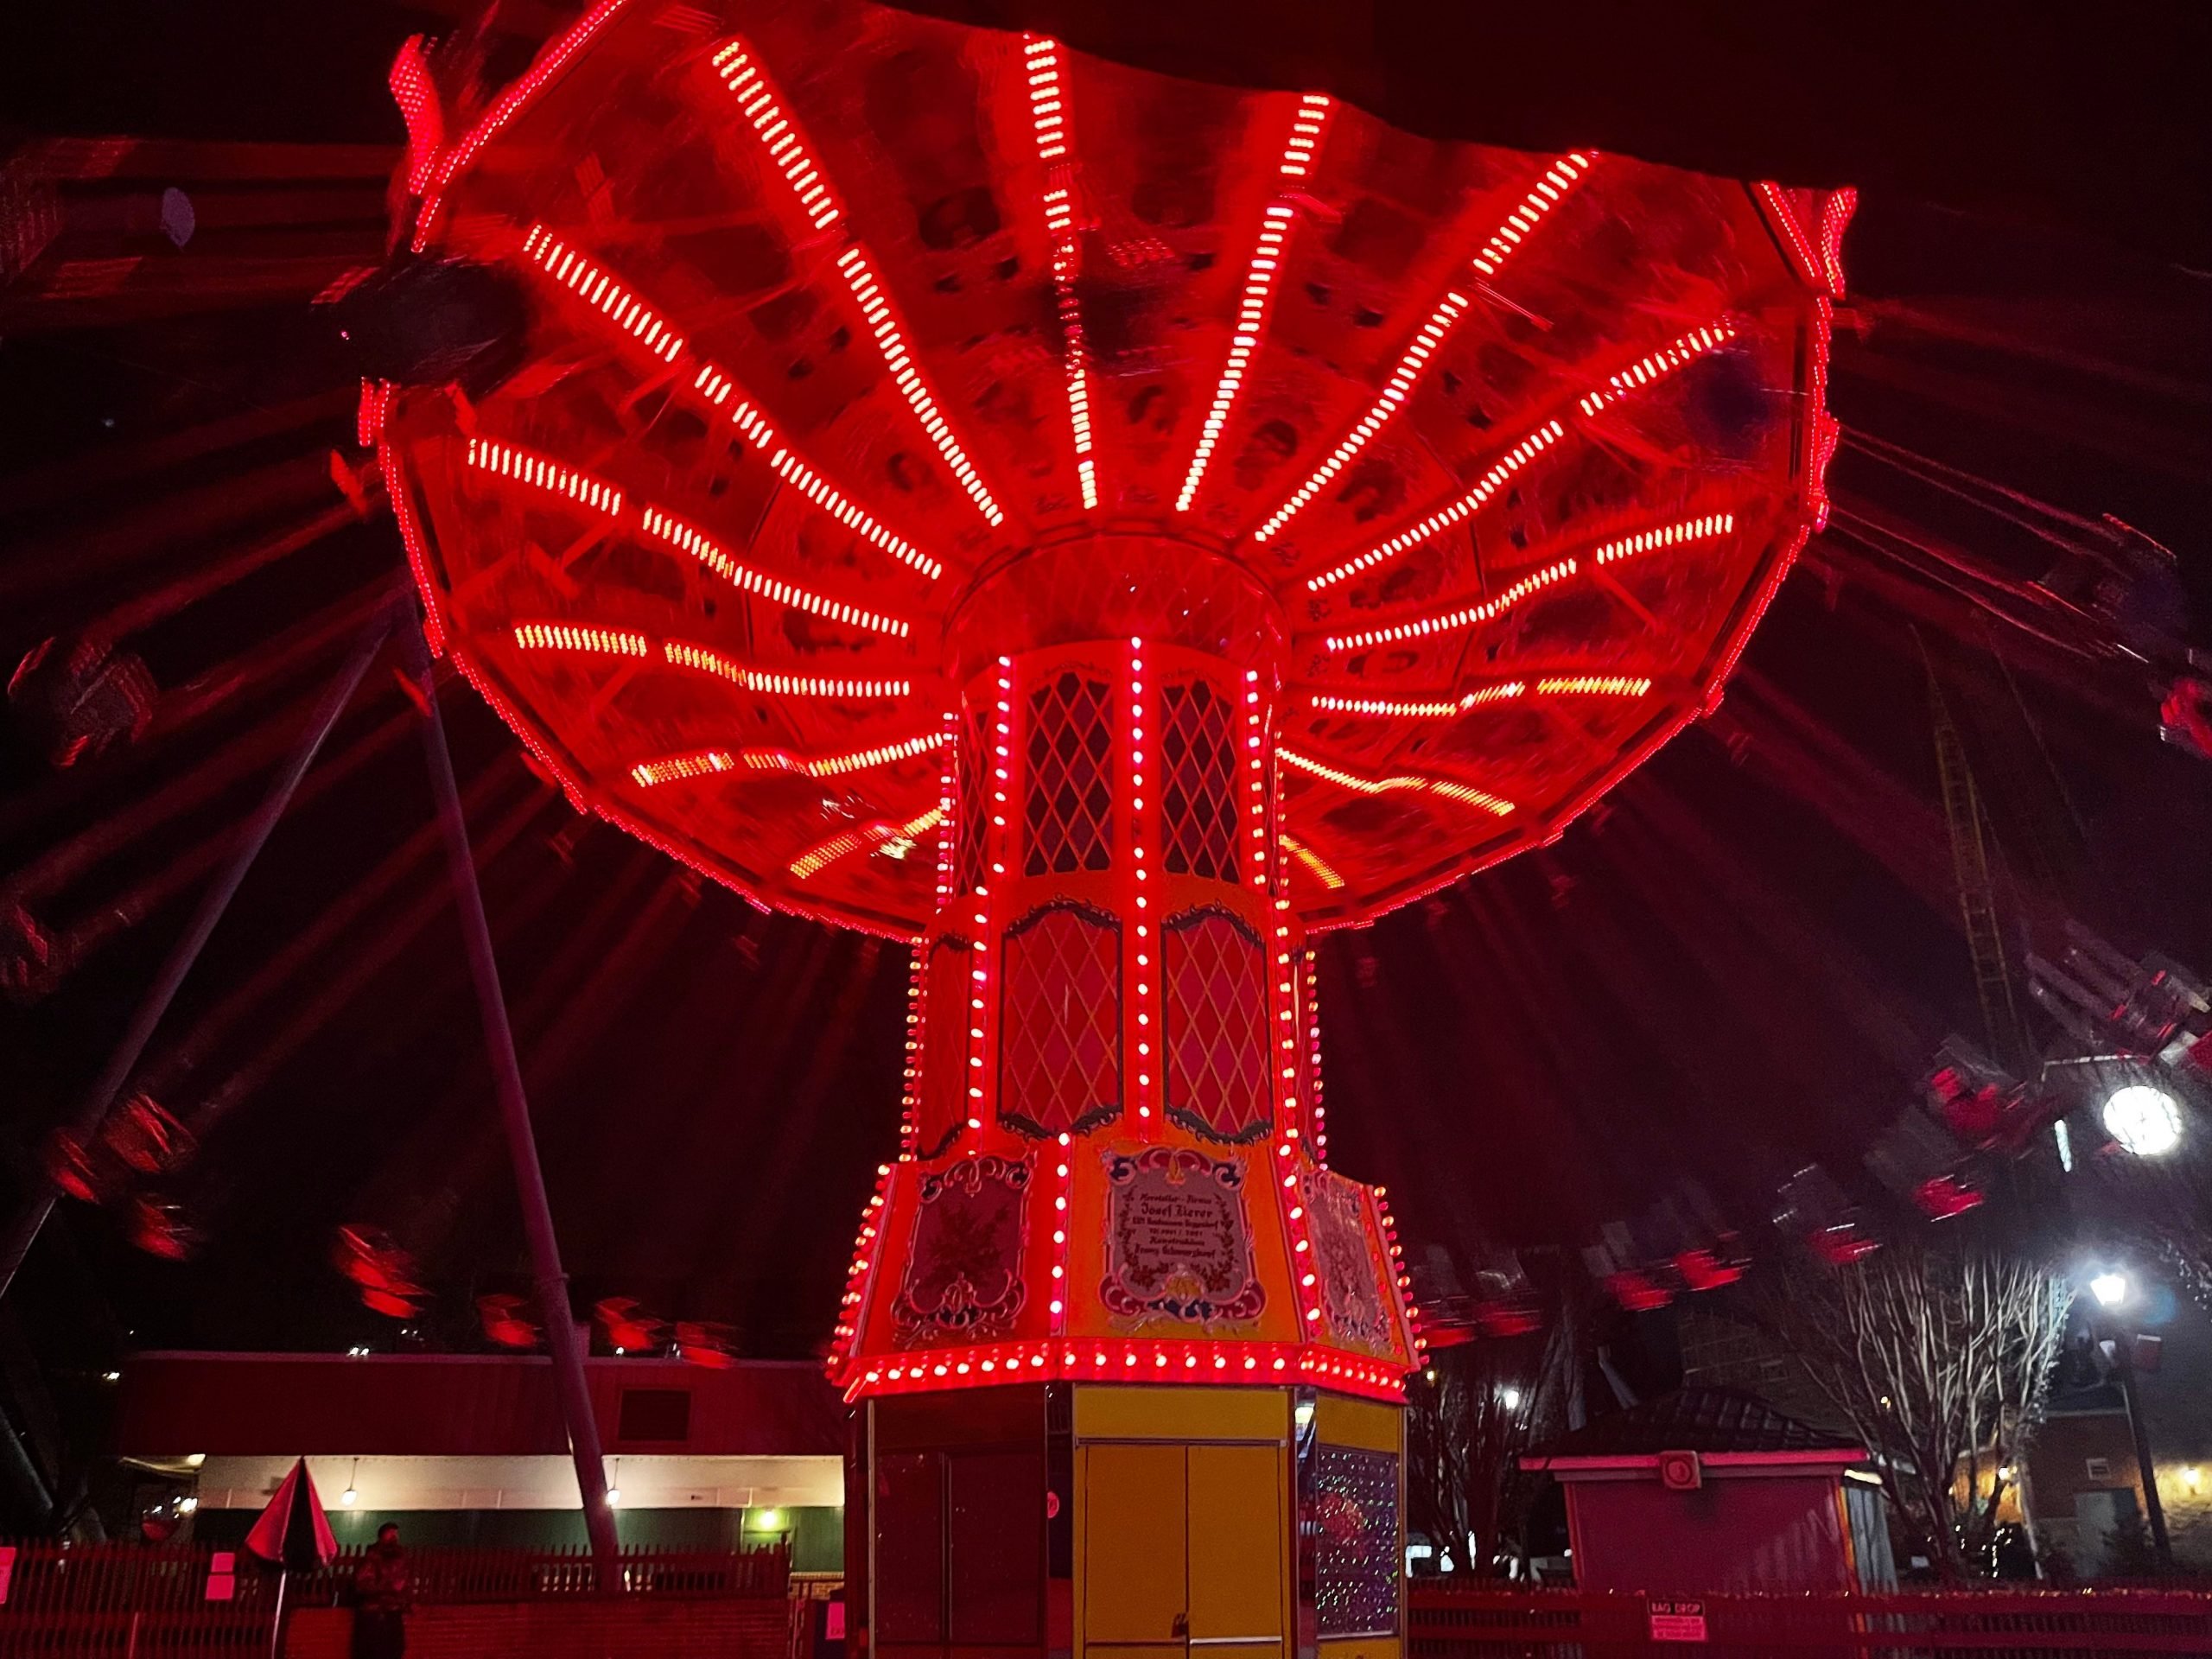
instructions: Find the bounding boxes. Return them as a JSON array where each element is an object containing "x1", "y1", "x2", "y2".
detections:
[
  {"x1": 2102, "y1": 1083, "x2": 2183, "y2": 1157},
  {"x1": 378, "y1": 0, "x2": 1843, "y2": 1640}
]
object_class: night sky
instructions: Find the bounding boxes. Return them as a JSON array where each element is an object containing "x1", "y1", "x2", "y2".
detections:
[{"x1": 2, "y1": 1, "x2": 2206, "y2": 1369}]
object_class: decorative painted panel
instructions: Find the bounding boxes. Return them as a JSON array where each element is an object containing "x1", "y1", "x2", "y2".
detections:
[{"x1": 893, "y1": 1154, "x2": 1032, "y2": 1347}]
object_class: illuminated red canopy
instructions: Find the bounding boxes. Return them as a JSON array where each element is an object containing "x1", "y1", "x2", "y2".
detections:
[{"x1": 381, "y1": 0, "x2": 1846, "y2": 937}]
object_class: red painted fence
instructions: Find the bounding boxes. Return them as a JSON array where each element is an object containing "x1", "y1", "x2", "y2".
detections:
[
  {"x1": 0, "y1": 1540, "x2": 788, "y2": 1653},
  {"x1": 1408, "y1": 1582, "x2": 2212, "y2": 1656}
]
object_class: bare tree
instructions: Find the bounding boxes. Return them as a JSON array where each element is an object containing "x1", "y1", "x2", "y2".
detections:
[
  {"x1": 1406, "y1": 1305, "x2": 1585, "y2": 1577},
  {"x1": 1752, "y1": 1243, "x2": 2073, "y2": 1581}
]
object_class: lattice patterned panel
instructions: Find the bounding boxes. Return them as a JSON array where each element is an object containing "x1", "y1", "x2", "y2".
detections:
[
  {"x1": 1161, "y1": 680, "x2": 1239, "y2": 881},
  {"x1": 1023, "y1": 671, "x2": 1116, "y2": 876},
  {"x1": 998, "y1": 901, "x2": 1122, "y2": 1138},
  {"x1": 914, "y1": 933, "x2": 973, "y2": 1159},
  {"x1": 1162, "y1": 906, "x2": 1271, "y2": 1143}
]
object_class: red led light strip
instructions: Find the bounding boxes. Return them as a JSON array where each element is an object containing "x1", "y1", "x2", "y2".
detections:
[
  {"x1": 1307, "y1": 691, "x2": 1461, "y2": 718},
  {"x1": 685, "y1": 364, "x2": 942, "y2": 581},
  {"x1": 701, "y1": 39, "x2": 1005, "y2": 531},
  {"x1": 658, "y1": 641, "x2": 908, "y2": 700},
  {"x1": 970, "y1": 659, "x2": 1016, "y2": 1132},
  {"x1": 1306, "y1": 421, "x2": 1563, "y2": 591},
  {"x1": 1535, "y1": 675, "x2": 1652, "y2": 696},
  {"x1": 1325, "y1": 556, "x2": 1578, "y2": 652},
  {"x1": 1049, "y1": 1131, "x2": 1072, "y2": 1334},
  {"x1": 1243, "y1": 668, "x2": 1269, "y2": 893},
  {"x1": 790, "y1": 807, "x2": 944, "y2": 880},
  {"x1": 830, "y1": 1166, "x2": 892, "y2": 1361},
  {"x1": 381, "y1": 443, "x2": 447, "y2": 652},
  {"x1": 510, "y1": 223, "x2": 941, "y2": 581},
  {"x1": 709, "y1": 41, "x2": 841, "y2": 231},
  {"x1": 643, "y1": 508, "x2": 912, "y2": 637},
  {"x1": 744, "y1": 732, "x2": 950, "y2": 778},
  {"x1": 1252, "y1": 152, "x2": 1594, "y2": 544},
  {"x1": 1577, "y1": 321, "x2": 1738, "y2": 417},
  {"x1": 1128, "y1": 641, "x2": 1156, "y2": 1119},
  {"x1": 1376, "y1": 1184, "x2": 1425, "y2": 1364},
  {"x1": 1303, "y1": 948, "x2": 1327, "y2": 1161},
  {"x1": 356, "y1": 380, "x2": 394, "y2": 448},
  {"x1": 1280, "y1": 833, "x2": 1345, "y2": 891},
  {"x1": 512, "y1": 621, "x2": 649, "y2": 656},
  {"x1": 1756, "y1": 181, "x2": 1824, "y2": 291},
  {"x1": 1271, "y1": 891, "x2": 1300, "y2": 1151},
  {"x1": 412, "y1": 0, "x2": 632, "y2": 248},
  {"x1": 630, "y1": 732, "x2": 945, "y2": 788},
  {"x1": 1022, "y1": 37, "x2": 1097, "y2": 511},
  {"x1": 520, "y1": 226, "x2": 685, "y2": 362},
  {"x1": 1279, "y1": 747, "x2": 1515, "y2": 817},
  {"x1": 1591, "y1": 512, "x2": 1735, "y2": 564},
  {"x1": 467, "y1": 436, "x2": 623, "y2": 514},
  {"x1": 847, "y1": 1338, "x2": 1406, "y2": 1403},
  {"x1": 1467, "y1": 152, "x2": 1599, "y2": 278},
  {"x1": 1324, "y1": 511, "x2": 1733, "y2": 654},
  {"x1": 836, "y1": 249, "x2": 1007, "y2": 528},
  {"x1": 630, "y1": 751, "x2": 736, "y2": 787},
  {"x1": 1177, "y1": 97, "x2": 1334, "y2": 513},
  {"x1": 1312, "y1": 677, "x2": 1647, "y2": 715}
]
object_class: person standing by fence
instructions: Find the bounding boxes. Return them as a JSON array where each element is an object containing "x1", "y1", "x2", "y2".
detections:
[{"x1": 353, "y1": 1522, "x2": 412, "y2": 1659}]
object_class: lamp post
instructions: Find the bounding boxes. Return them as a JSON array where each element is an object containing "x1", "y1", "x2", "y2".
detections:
[{"x1": 2086, "y1": 1269, "x2": 2174, "y2": 1573}]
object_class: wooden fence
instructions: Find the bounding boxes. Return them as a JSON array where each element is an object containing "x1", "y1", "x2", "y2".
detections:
[{"x1": 1408, "y1": 1582, "x2": 2212, "y2": 1656}]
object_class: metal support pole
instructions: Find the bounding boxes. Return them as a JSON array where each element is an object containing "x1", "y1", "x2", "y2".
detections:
[
  {"x1": 0, "y1": 607, "x2": 393, "y2": 1303},
  {"x1": 2118, "y1": 1346, "x2": 2174, "y2": 1572},
  {"x1": 399, "y1": 619, "x2": 622, "y2": 1584}
]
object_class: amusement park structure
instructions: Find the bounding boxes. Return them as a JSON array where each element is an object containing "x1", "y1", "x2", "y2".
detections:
[{"x1": 360, "y1": 0, "x2": 1847, "y2": 1649}]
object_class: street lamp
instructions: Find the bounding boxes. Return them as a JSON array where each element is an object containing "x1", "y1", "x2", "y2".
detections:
[
  {"x1": 2081, "y1": 1267, "x2": 2172, "y2": 1573},
  {"x1": 2102, "y1": 1084, "x2": 2184, "y2": 1157}
]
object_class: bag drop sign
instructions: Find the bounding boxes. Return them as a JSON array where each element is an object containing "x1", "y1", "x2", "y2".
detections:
[{"x1": 1647, "y1": 1598, "x2": 1707, "y2": 1642}]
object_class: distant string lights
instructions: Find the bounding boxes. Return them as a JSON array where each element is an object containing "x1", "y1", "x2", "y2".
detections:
[{"x1": 1177, "y1": 96, "x2": 1334, "y2": 514}]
